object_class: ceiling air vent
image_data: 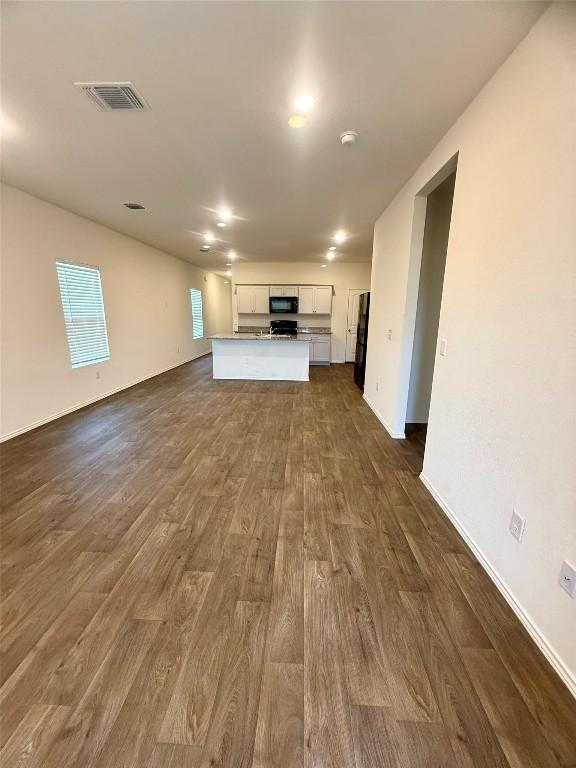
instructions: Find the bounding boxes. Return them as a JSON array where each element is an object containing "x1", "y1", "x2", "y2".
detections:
[
  {"x1": 75, "y1": 82, "x2": 149, "y2": 111},
  {"x1": 123, "y1": 202, "x2": 145, "y2": 210}
]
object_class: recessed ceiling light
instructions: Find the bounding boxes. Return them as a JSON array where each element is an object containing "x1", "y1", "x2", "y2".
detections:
[
  {"x1": 333, "y1": 230, "x2": 347, "y2": 244},
  {"x1": 328, "y1": 245, "x2": 336, "y2": 251},
  {"x1": 123, "y1": 202, "x2": 145, "y2": 210},
  {"x1": 326, "y1": 252, "x2": 335, "y2": 260},
  {"x1": 217, "y1": 221, "x2": 227, "y2": 228},
  {"x1": 340, "y1": 130, "x2": 359, "y2": 146},
  {"x1": 288, "y1": 114, "x2": 307, "y2": 129},
  {"x1": 294, "y1": 94, "x2": 315, "y2": 112},
  {"x1": 320, "y1": 264, "x2": 327, "y2": 268},
  {"x1": 226, "y1": 269, "x2": 232, "y2": 277},
  {"x1": 228, "y1": 250, "x2": 237, "y2": 260},
  {"x1": 217, "y1": 207, "x2": 233, "y2": 222},
  {"x1": 204, "y1": 232, "x2": 215, "y2": 243},
  {"x1": 200, "y1": 245, "x2": 210, "y2": 252},
  {"x1": 226, "y1": 262, "x2": 232, "y2": 266}
]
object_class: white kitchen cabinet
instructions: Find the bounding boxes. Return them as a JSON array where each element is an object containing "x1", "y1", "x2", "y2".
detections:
[
  {"x1": 236, "y1": 284, "x2": 332, "y2": 315},
  {"x1": 314, "y1": 287, "x2": 332, "y2": 314},
  {"x1": 269, "y1": 286, "x2": 298, "y2": 297},
  {"x1": 309, "y1": 335, "x2": 331, "y2": 365},
  {"x1": 254, "y1": 286, "x2": 270, "y2": 314},
  {"x1": 236, "y1": 285, "x2": 254, "y2": 314},
  {"x1": 298, "y1": 286, "x2": 332, "y2": 315},
  {"x1": 236, "y1": 285, "x2": 270, "y2": 314},
  {"x1": 298, "y1": 287, "x2": 315, "y2": 314}
]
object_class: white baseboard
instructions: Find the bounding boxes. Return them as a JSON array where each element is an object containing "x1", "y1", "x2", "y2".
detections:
[
  {"x1": 363, "y1": 394, "x2": 406, "y2": 438},
  {"x1": 0, "y1": 351, "x2": 211, "y2": 443},
  {"x1": 420, "y1": 472, "x2": 576, "y2": 700}
]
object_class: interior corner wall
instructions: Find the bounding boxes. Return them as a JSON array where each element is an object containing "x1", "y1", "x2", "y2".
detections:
[
  {"x1": 365, "y1": 2, "x2": 576, "y2": 692},
  {"x1": 230, "y1": 261, "x2": 372, "y2": 363},
  {"x1": 0, "y1": 184, "x2": 232, "y2": 440},
  {"x1": 405, "y1": 176, "x2": 453, "y2": 423}
]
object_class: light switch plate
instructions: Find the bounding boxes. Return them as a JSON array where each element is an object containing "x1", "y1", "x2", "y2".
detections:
[
  {"x1": 559, "y1": 561, "x2": 576, "y2": 598},
  {"x1": 439, "y1": 338, "x2": 447, "y2": 357},
  {"x1": 509, "y1": 510, "x2": 525, "y2": 542}
]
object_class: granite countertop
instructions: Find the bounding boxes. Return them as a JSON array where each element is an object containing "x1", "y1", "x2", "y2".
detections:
[
  {"x1": 209, "y1": 333, "x2": 311, "y2": 341},
  {"x1": 235, "y1": 326, "x2": 331, "y2": 335},
  {"x1": 297, "y1": 327, "x2": 331, "y2": 335}
]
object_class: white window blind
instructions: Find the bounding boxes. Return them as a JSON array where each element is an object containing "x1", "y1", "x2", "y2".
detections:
[
  {"x1": 190, "y1": 288, "x2": 204, "y2": 339},
  {"x1": 56, "y1": 261, "x2": 110, "y2": 368}
]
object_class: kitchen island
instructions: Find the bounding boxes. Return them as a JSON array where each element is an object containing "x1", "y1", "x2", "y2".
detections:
[{"x1": 209, "y1": 333, "x2": 311, "y2": 381}]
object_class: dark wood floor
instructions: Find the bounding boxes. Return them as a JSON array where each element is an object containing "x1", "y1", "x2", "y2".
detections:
[{"x1": 1, "y1": 357, "x2": 575, "y2": 768}]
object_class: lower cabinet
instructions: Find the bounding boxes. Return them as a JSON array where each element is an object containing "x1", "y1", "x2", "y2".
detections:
[{"x1": 309, "y1": 336, "x2": 331, "y2": 365}]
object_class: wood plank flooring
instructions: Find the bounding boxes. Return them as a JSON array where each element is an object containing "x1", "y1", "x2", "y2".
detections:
[{"x1": 1, "y1": 356, "x2": 575, "y2": 767}]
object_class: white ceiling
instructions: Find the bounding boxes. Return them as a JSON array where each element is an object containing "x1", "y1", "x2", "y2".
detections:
[{"x1": 1, "y1": 1, "x2": 545, "y2": 271}]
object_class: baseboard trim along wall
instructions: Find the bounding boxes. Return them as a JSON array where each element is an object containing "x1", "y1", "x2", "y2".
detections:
[
  {"x1": 0, "y1": 350, "x2": 212, "y2": 443},
  {"x1": 420, "y1": 472, "x2": 576, "y2": 700},
  {"x1": 363, "y1": 393, "x2": 406, "y2": 439}
]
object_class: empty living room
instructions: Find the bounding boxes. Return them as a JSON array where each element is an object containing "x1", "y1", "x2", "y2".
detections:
[{"x1": 0, "y1": 1, "x2": 575, "y2": 767}]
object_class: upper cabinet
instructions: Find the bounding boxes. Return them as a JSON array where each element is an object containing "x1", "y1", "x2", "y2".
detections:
[
  {"x1": 236, "y1": 284, "x2": 332, "y2": 315},
  {"x1": 254, "y1": 286, "x2": 270, "y2": 314},
  {"x1": 269, "y1": 286, "x2": 298, "y2": 297},
  {"x1": 299, "y1": 286, "x2": 332, "y2": 315},
  {"x1": 236, "y1": 285, "x2": 255, "y2": 314},
  {"x1": 237, "y1": 285, "x2": 270, "y2": 314},
  {"x1": 313, "y1": 286, "x2": 333, "y2": 314},
  {"x1": 298, "y1": 287, "x2": 314, "y2": 314}
]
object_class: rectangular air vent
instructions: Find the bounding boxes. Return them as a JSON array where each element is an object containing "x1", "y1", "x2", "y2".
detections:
[
  {"x1": 123, "y1": 202, "x2": 145, "y2": 210},
  {"x1": 74, "y1": 82, "x2": 149, "y2": 111}
]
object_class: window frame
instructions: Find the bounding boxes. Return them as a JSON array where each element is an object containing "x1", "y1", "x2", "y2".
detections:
[
  {"x1": 190, "y1": 287, "x2": 204, "y2": 340},
  {"x1": 55, "y1": 260, "x2": 111, "y2": 369}
]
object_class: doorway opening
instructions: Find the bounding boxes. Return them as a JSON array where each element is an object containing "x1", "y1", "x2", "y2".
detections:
[
  {"x1": 405, "y1": 170, "x2": 456, "y2": 453},
  {"x1": 345, "y1": 288, "x2": 369, "y2": 363}
]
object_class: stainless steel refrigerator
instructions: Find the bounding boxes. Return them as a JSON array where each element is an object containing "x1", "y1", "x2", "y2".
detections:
[{"x1": 354, "y1": 291, "x2": 370, "y2": 390}]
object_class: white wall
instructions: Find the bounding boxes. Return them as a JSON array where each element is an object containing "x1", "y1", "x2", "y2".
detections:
[
  {"x1": 365, "y1": 3, "x2": 576, "y2": 692},
  {"x1": 231, "y1": 261, "x2": 371, "y2": 363},
  {"x1": 0, "y1": 184, "x2": 232, "y2": 440},
  {"x1": 406, "y1": 174, "x2": 454, "y2": 423}
]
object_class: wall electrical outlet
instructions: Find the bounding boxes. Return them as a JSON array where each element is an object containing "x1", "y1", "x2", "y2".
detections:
[
  {"x1": 387, "y1": 329, "x2": 392, "y2": 340},
  {"x1": 95, "y1": 371, "x2": 101, "y2": 380},
  {"x1": 439, "y1": 338, "x2": 447, "y2": 356},
  {"x1": 559, "y1": 561, "x2": 576, "y2": 598},
  {"x1": 375, "y1": 382, "x2": 379, "y2": 392},
  {"x1": 509, "y1": 510, "x2": 526, "y2": 542}
]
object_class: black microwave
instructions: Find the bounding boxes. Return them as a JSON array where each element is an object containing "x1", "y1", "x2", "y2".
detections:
[{"x1": 269, "y1": 296, "x2": 298, "y2": 314}]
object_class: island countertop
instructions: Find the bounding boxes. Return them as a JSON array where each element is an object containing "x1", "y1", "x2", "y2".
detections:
[
  {"x1": 209, "y1": 333, "x2": 312, "y2": 341},
  {"x1": 210, "y1": 333, "x2": 311, "y2": 380}
]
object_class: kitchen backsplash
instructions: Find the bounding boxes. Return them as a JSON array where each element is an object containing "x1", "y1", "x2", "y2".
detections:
[
  {"x1": 237, "y1": 324, "x2": 331, "y2": 334},
  {"x1": 235, "y1": 313, "x2": 331, "y2": 331}
]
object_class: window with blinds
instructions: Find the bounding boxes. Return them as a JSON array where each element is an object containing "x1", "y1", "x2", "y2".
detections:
[
  {"x1": 190, "y1": 288, "x2": 204, "y2": 339},
  {"x1": 55, "y1": 261, "x2": 110, "y2": 368}
]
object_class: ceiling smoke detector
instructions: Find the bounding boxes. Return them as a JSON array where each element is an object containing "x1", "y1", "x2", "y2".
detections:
[
  {"x1": 123, "y1": 202, "x2": 145, "y2": 210},
  {"x1": 340, "y1": 130, "x2": 359, "y2": 146},
  {"x1": 75, "y1": 82, "x2": 149, "y2": 111},
  {"x1": 200, "y1": 245, "x2": 210, "y2": 252}
]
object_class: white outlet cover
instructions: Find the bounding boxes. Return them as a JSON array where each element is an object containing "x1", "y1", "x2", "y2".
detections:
[
  {"x1": 509, "y1": 510, "x2": 526, "y2": 542},
  {"x1": 559, "y1": 561, "x2": 576, "y2": 598}
]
